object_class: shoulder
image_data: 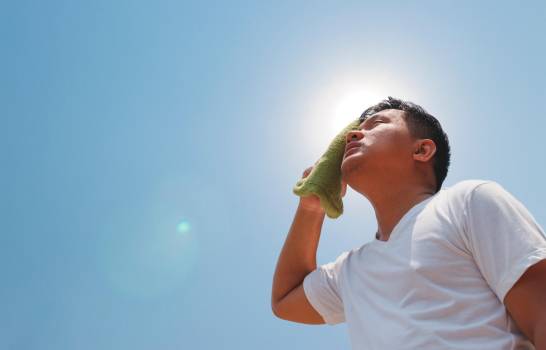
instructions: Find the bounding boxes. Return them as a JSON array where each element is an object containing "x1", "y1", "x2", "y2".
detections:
[
  {"x1": 320, "y1": 250, "x2": 351, "y2": 275},
  {"x1": 426, "y1": 180, "x2": 506, "y2": 222},
  {"x1": 443, "y1": 180, "x2": 527, "y2": 224},
  {"x1": 443, "y1": 179, "x2": 496, "y2": 194},
  {"x1": 322, "y1": 246, "x2": 365, "y2": 276},
  {"x1": 440, "y1": 179, "x2": 504, "y2": 205}
]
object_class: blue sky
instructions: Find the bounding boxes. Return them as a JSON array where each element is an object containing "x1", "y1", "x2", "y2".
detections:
[{"x1": 3, "y1": 1, "x2": 546, "y2": 349}]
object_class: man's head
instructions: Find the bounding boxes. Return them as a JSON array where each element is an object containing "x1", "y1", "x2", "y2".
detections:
[{"x1": 340, "y1": 96, "x2": 451, "y2": 194}]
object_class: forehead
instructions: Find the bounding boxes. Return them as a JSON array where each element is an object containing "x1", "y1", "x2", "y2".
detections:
[{"x1": 360, "y1": 108, "x2": 406, "y2": 122}]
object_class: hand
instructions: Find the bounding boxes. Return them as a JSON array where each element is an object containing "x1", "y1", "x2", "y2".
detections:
[
  {"x1": 298, "y1": 165, "x2": 348, "y2": 212},
  {"x1": 298, "y1": 166, "x2": 323, "y2": 212}
]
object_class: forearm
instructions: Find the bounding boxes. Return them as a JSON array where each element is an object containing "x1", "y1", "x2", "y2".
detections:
[{"x1": 271, "y1": 200, "x2": 325, "y2": 304}]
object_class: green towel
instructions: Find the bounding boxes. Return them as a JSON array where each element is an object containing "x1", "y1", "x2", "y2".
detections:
[{"x1": 293, "y1": 119, "x2": 361, "y2": 218}]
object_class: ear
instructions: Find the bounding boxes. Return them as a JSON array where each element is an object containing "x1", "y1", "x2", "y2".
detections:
[{"x1": 412, "y1": 139, "x2": 436, "y2": 163}]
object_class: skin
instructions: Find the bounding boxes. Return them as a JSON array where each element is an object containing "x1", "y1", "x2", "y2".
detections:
[
  {"x1": 340, "y1": 108, "x2": 437, "y2": 241},
  {"x1": 504, "y1": 259, "x2": 546, "y2": 349}
]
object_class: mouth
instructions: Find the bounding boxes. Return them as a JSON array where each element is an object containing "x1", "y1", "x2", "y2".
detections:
[
  {"x1": 344, "y1": 147, "x2": 360, "y2": 158},
  {"x1": 344, "y1": 142, "x2": 361, "y2": 157}
]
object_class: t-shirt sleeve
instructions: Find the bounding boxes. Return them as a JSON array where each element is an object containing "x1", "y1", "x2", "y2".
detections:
[
  {"x1": 463, "y1": 181, "x2": 546, "y2": 303},
  {"x1": 302, "y1": 251, "x2": 349, "y2": 325}
]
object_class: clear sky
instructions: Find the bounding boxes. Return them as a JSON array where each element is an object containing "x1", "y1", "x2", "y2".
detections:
[{"x1": 3, "y1": 1, "x2": 546, "y2": 349}]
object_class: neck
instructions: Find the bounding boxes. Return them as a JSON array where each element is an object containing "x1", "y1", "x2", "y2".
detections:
[{"x1": 355, "y1": 179, "x2": 435, "y2": 241}]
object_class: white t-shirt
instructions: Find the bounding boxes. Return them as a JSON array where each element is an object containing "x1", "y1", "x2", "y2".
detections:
[{"x1": 303, "y1": 180, "x2": 546, "y2": 350}]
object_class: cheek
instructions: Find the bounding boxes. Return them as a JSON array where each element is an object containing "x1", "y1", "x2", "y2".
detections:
[
  {"x1": 367, "y1": 134, "x2": 411, "y2": 157},
  {"x1": 365, "y1": 133, "x2": 392, "y2": 150}
]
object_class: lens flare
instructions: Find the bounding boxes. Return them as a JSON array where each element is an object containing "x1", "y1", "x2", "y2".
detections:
[{"x1": 177, "y1": 220, "x2": 191, "y2": 234}]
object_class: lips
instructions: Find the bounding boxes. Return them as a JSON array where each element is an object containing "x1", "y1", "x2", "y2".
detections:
[
  {"x1": 344, "y1": 141, "x2": 361, "y2": 156},
  {"x1": 344, "y1": 147, "x2": 361, "y2": 159}
]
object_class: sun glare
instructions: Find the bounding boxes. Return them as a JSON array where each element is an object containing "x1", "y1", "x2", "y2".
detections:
[
  {"x1": 300, "y1": 81, "x2": 394, "y2": 159},
  {"x1": 332, "y1": 89, "x2": 386, "y2": 134}
]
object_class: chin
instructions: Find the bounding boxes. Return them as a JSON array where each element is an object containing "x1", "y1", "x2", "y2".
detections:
[{"x1": 341, "y1": 157, "x2": 361, "y2": 179}]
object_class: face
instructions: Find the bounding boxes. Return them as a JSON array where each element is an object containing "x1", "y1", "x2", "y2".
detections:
[{"x1": 340, "y1": 109, "x2": 417, "y2": 184}]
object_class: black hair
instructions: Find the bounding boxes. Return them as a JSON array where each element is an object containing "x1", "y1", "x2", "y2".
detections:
[{"x1": 359, "y1": 96, "x2": 451, "y2": 193}]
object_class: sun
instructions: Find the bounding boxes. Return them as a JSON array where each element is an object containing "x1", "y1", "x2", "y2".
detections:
[
  {"x1": 300, "y1": 83, "x2": 392, "y2": 158},
  {"x1": 332, "y1": 89, "x2": 386, "y2": 133}
]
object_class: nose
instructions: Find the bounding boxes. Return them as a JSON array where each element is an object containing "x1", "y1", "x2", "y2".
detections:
[{"x1": 346, "y1": 130, "x2": 363, "y2": 144}]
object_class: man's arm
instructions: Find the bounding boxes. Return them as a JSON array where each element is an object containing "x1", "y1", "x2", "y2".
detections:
[
  {"x1": 463, "y1": 181, "x2": 546, "y2": 347},
  {"x1": 271, "y1": 198, "x2": 326, "y2": 324},
  {"x1": 504, "y1": 259, "x2": 546, "y2": 349}
]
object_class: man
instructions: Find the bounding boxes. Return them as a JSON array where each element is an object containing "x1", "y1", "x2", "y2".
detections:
[{"x1": 271, "y1": 97, "x2": 546, "y2": 349}]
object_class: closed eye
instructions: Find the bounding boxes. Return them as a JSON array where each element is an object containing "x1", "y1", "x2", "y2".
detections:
[{"x1": 359, "y1": 118, "x2": 385, "y2": 130}]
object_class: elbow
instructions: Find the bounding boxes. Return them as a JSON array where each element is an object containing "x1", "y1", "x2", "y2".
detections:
[
  {"x1": 271, "y1": 300, "x2": 281, "y2": 319},
  {"x1": 271, "y1": 299, "x2": 286, "y2": 320}
]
